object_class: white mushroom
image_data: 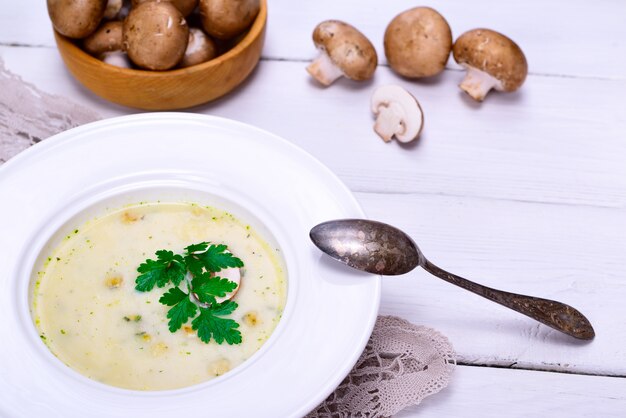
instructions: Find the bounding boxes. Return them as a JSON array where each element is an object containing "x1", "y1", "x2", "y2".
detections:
[{"x1": 370, "y1": 85, "x2": 424, "y2": 143}]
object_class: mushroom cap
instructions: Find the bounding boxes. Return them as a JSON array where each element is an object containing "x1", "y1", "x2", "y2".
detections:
[
  {"x1": 199, "y1": 0, "x2": 260, "y2": 40},
  {"x1": 371, "y1": 85, "x2": 424, "y2": 143},
  {"x1": 453, "y1": 29, "x2": 527, "y2": 92},
  {"x1": 123, "y1": 1, "x2": 189, "y2": 71},
  {"x1": 47, "y1": 0, "x2": 107, "y2": 39},
  {"x1": 384, "y1": 7, "x2": 452, "y2": 78},
  {"x1": 83, "y1": 21, "x2": 124, "y2": 57},
  {"x1": 132, "y1": 0, "x2": 199, "y2": 17},
  {"x1": 312, "y1": 20, "x2": 377, "y2": 81},
  {"x1": 180, "y1": 28, "x2": 218, "y2": 67}
]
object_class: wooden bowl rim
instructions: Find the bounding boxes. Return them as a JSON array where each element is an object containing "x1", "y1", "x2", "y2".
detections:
[{"x1": 54, "y1": 0, "x2": 267, "y2": 78}]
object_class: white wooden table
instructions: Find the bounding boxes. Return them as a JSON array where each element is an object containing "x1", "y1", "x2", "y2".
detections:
[{"x1": 2, "y1": 1, "x2": 626, "y2": 416}]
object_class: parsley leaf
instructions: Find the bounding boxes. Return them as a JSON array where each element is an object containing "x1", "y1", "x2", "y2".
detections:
[
  {"x1": 159, "y1": 286, "x2": 188, "y2": 306},
  {"x1": 192, "y1": 272, "x2": 239, "y2": 304},
  {"x1": 135, "y1": 242, "x2": 243, "y2": 345},
  {"x1": 192, "y1": 301, "x2": 242, "y2": 345},
  {"x1": 185, "y1": 243, "x2": 243, "y2": 276},
  {"x1": 164, "y1": 293, "x2": 197, "y2": 332},
  {"x1": 135, "y1": 250, "x2": 185, "y2": 291}
]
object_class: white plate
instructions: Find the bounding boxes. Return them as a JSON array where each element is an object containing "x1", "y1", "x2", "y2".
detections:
[{"x1": 0, "y1": 113, "x2": 380, "y2": 417}]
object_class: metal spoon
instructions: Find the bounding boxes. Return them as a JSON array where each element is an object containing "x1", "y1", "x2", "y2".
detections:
[{"x1": 310, "y1": 219, "x2": 595, "y2": 340}]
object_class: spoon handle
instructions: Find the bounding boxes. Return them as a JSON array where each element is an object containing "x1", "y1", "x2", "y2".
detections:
[{"x1": 422, "y1": 259, "x2": 595, "y2": 340}]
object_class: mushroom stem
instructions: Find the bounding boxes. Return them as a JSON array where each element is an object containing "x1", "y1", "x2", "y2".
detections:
[
  {"x1": 373, "y1": 103, "x2": 406, "y2": 142},
  {"x1": 306, "y1": 51, "x2": 344, "y2": 86},
  {"x1": 459, "y1": 65, "x2": 503, "y2": 101},
  {"x1": 102, "y1": 51, "x2": 131, "y2": 68}
]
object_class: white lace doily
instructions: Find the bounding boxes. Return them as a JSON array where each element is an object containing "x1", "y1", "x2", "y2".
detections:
[
  {"x1": 0, "y1": 61, "x2": 455, "y2": 417},
  {"x1": 0, "y1": 58, "x2": 100, "y2": 164},
  {"x1": 307, "y1": 316, "x2": 456, "y2": 417}
]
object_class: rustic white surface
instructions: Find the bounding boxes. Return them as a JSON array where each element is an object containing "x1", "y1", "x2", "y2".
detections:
[{"x1": 1, "y1": 0, "x2": 626, "y2": 416}]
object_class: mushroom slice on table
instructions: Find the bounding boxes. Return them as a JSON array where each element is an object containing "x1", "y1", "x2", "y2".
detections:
[
  {"x1": 199, "y1": 0, "x2": 260, "y2": 40},
  {"x1": 371, "y1": 85, "x2": 424, "y2": 143},
  {"x1": 384, "y1": 7, "x2": 452, "y2": 78},
  {"x1": 453, "y1": 29, "x2": 528, "y2": 101},
  {"x1": 123, "y1": 1, "x2": 189, "y2": 70},
  {"x1": 306, "y1": 20, "x2": 377, "y2": 86},
  {"x1": 47, "y1": 0, "x2": 107, "y2": 39},
  {"x1": 179, "y1": 28, "x2": 218, "y2": 68}
]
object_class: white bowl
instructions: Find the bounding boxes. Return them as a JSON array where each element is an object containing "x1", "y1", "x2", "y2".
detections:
[{"x1": 0, "y1": 113, "x2": 380, "y2": 417}]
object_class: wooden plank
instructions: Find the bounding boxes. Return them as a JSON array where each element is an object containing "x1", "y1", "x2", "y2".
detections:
[
  {"x1": 5, "y1": 46, "x2": 623, "y2": 208},
  {"x1": 396, "y1": 365, "x2": 626, "y2": 417},
  {"x1": 2, "y1": 47, "x2": 624, "y2": 375},
  {"x1": 2, "y1": 0, "x2": 625, "y2": 79},
  {"x1": 358, "y1": 191, "x2": 626, "y2": 376}
]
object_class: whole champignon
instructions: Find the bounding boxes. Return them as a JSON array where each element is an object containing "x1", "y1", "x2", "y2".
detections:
[
  {"x1": 103, "y1": 0, "x2": 123, "y2": 19},
  {"x1": 371, "y1": 85, "x2": 424, "y2": 143},
  {"x1": 180, "y1": 28, "x2": 218, "y2": 67},
  {"x1": 306, "y1": 20, "x2": 377, "y2": 86},
  {"x1": 199, "y1": 0, "x2": 260, "y2": 40},
  {"x1": 384, "y1": 7, "x2": 452, "y2": 78},
  {"x1": 453, "y1": 28, "x2": 528, "y2": 101},
  {"x1": 47, "y1": 0, "x2": 107, "y2": 39},
  {"x1": 83, "y1": 21, "x2": 131, "y2": 68},
  {"x1": 123, "y1": 1, "x2": 189, "y2": 70},
  {"x1": 132, "y1": 0, "x2": 199, "y2": 17}
]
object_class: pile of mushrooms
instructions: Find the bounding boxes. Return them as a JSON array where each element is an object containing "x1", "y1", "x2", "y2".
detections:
[
  {"x1": 305, "y1": 7, "x2": 528, "y2": 144},
  {"x1": 47, "y1": 0, "x2": 260, "y2": 70}
]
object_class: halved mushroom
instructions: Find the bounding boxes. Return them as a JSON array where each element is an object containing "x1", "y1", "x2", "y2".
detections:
[
  {"x1": 47, "y1": 0, "x2": 107, "y2": 39},
  {"x1": 123, "y1": 1, "x2": 189, "y2": 70},
  {"x1": 179, "y1": 28, "x2": 218, "y2": 67},
  {"x1": 214, "y1": 267, "x2": 241, "y2": 303},
  {"x1": 371, "y1": 85, "x2": 424, "y2": 143},
  {"x1": 452, "y1": 29, "x2": 528, "y2": 101},
  {"x1": 132, "y1": 0, "x2": 199, "y2": 17},
  {"x1": 199, "y1": 0, "x2": 260, "y2": 40},
  {"x1": 306, "y1": 20, "x2": 377, "y2": 86},
  {"x1": 384, "y1": 7, "x2": 452, "y2": 78}
]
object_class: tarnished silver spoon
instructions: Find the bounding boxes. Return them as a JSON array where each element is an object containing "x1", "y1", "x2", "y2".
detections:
[{"x1": 310, "y1": 219, "x2": 595, "y2": 340}]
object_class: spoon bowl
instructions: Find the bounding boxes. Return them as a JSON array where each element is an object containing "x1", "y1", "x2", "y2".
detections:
[{"x1": 310, "y1": 219, "x2": 595, "y2": 341}]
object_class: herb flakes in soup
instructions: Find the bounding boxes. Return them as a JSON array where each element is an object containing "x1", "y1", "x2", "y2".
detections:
[{"x1": 32, "y1": 202, "x2": 287, "y2": 390}]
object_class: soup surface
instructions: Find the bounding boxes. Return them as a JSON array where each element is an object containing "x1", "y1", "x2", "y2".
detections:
[{"x1": 32, "y1": 202, "x2": 287, "y2": 390}]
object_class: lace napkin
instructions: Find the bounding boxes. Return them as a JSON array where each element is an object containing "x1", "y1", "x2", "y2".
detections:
[{"x1": 0, "y1": 59, "x2": 456, "y2": 416}]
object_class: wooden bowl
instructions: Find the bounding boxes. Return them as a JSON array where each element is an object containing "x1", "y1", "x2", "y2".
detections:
[{"x1": 53, "y1": 0, "x2": 267, "y2": 110}]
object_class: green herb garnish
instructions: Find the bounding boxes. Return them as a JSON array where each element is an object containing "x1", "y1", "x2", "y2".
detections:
[{"x1": 135, "y1": 242, "x2": 243, "y2": 345}]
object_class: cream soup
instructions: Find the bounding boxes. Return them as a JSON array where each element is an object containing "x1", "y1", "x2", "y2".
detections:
[{"x1": 32, "y1": 202, "x2": 287, "y2": 390}]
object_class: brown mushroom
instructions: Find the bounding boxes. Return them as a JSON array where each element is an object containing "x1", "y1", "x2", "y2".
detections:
[
  {"x1": 198, "y1": 0, "x2": 260, "y2": 40},
  {"x1": 123, "y1": 1, "x2": 189, "y2": 70},
  {"x1": 103, "y1": 0, "x2": 123, "y2": 19},
  {"x1": 384, "y1": 7, "x2": 452, "y2": 78},
  {"x1": 179, "y1": 28, "x2": 218, "y2": 67},
  {"x1": 306, "y1": 20, "x2": 377, "y2": 86},
  {"x1": 452, "y1": 29, "x2": 528, "y2": 101},
  {"x1": 47, "y1": 0, "x2": 107, "y2": 39},
  {"x1": 83, "y1": 21, "x2": 131, "y2": 68},
  {"x1": 131, "y1": 0, "x2": 199, "y2": 17}
]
